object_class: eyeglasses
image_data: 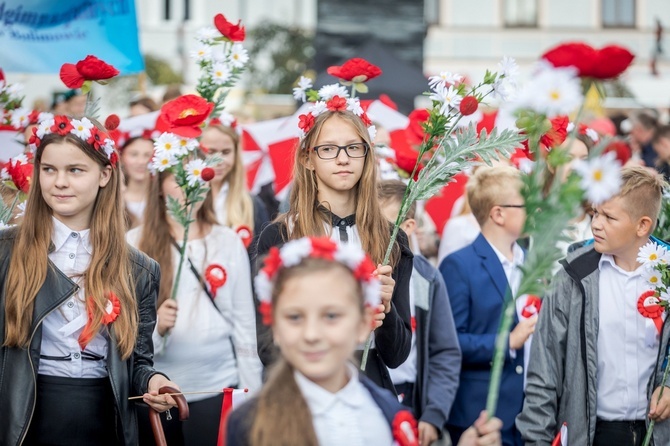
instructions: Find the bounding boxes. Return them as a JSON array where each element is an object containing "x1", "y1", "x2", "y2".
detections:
[
  {"x1": 497, "y1": 204, "x2": 525, "y2": 208},
  {"x1": 312, "y1": 143, "x2": 369, "y2": 160}
]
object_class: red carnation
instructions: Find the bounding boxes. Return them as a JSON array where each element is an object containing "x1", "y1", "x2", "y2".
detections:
[
  {"x1": 157, "y1": 94, "x2": 214, "y2": 138},
  {"x1": 326, "y1": 95, "x2": 347, "y2": 112},
  {"x1": 540, "y1": 115, "x2": 569, "y2": 149},
  {"x1": 60, "y1": 55, "x2": 119, "y2": 89},
  {"x1": 459, "y1": 96, "x2": 479, "y2": 116},
  {"x1": 201, "y1": 167, "x2": 215, "y2": 181},
  {"x1": 51, "y1": 115, "x2": 74, "y2": 135},
  {"x1": 310, "y1": 237, "x2": 338, "y2": 260},
  {"x1": 542, "y1": 42, "x2": 634, "y2": 80},
  {"x1": 214, "y1": 14, "x2": 246, "y2": 41},
  {"x1": 327, "y1": 58, "x2": 382, "y2": 83},
  {"x1": 6, "y1": 159, "x2": 33, "y2": 193},
  {"x1": 104, "y1": 114, "x2": 120, "y2": 131},
  {"x1": 298, "y1": 113, "x2": 315, "y2": 133}
]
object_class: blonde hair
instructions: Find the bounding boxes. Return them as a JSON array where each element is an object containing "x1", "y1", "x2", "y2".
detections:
[
  {"x1": 138, "y1": 170, "x2": 217, "y2": 306},
  {"x1": 206, "y1": 125, "x2": 255, "y2": 230},
  {"x1": 617, "y1": 166, "x2": 666, "y2": 229},
  {"x1": 467, "y1": 165, "x2": 522, "y2": 227},
  {"x1": 278, "y1": 111, "x2": 398, "y2": 266},
  {"x1": 3, "y1": 131, "x2": 139, "y2": 359}
]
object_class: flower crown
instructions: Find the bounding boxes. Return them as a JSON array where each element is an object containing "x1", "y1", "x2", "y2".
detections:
[
  {"x1": 254, "y1": 237, "x2": 381, "y2": 325},
  {"x1": 28, "y1": 115, "x2": 118, "y2": 167},
  {"x1": 567, "y1": 122, "x2": 600, "y2": 143}
]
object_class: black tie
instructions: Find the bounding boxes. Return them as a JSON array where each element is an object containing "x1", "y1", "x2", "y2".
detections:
[{"x1": 331, "y1": 213, "x2": 356, "y2": 243}]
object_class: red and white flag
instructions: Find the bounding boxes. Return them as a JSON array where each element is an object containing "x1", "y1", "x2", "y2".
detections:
[
  {"x1": 217, "y1": 387, "x2": 250, "y2": 446},
  {"x1": 551, "y1": 422, "x2": 568, "y2": 446}
]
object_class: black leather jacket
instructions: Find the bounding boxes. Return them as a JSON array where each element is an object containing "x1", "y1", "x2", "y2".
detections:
[{"x1": 0, "y1": 228, "x2": 165, "y2": 445}]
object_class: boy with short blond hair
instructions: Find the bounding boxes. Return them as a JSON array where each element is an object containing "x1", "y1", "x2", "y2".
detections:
[
  {"x1": 517, "y1": 166, "x2": 670, "y2": 446},
  {"x1": 440, "y1": 165, "x2": 533, "y2": 446}
]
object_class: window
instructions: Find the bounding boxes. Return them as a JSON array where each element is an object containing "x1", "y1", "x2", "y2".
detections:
[
  {"x1": 184, "y1": 0, "x2": 190, "y2": 21},
  {"x1": 602, "y1": 0, "x2": 635, "y2": 28},
  {"x1": 164, "y1": 0, "x2": 171, "y2": 21},
  {"x1": 425, "y1": 0, "x2": 440, "y2": 25},
  {"x1": 504, "y1": 0, "x2": 538, "y2": 28}
]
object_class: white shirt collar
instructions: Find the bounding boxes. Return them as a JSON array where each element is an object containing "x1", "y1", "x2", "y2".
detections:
[
  {"x1": 489, "y1": 241, "x2": 524, "y2": 268},
  {"x1": 294, "y1": 363, "x2": 366, "y2": 416},
  {"x1": 51, "y1": 216, "x2": 92, "y2": 255},
  {"x1": 598, "y1": 253, "x2": 645, "y2": 276}
]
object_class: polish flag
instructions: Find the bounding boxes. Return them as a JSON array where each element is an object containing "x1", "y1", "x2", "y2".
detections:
[
  {"x1": 217, "y1": 388, "x2": 250, "y2": 446},
  {"x1": 551, "y1": 422, "x2": 568, "y2": 446}
]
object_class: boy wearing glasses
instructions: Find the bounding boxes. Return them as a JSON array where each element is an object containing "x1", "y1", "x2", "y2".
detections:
[{"x1": 439, "y1": 165, "x2": 532, "y2": 446}]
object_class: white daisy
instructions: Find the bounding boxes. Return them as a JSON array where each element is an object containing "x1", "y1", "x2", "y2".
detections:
[
  {"x1": 643, "y1": 268, "x2": 663, "y2": 288},
  {"x1": 309, "y1": 101, "x2": 328, "y2": 116},
  {"x1": 154, "y1": 133, "x2": 182, "y2": 157},
  {"x1": 38, "y1": 112, "x2": 54, "y2": 122},
  {"x1": 498, "y1": 56, "x2": 520, "y2": 83},
  {"x1": 516, "y1": 65, "x2": 582, "y2": 117},
  {"x1": 70, "y1": 118, "x2": 94, "y2": 140},
  {"x1": 292, "y1": 76, "x2": 313, "y2": 102},
  {"x1": 185, "y1": 159, "x2": 208, "y2": 186},
  {"x1": 211, "y1": 62, "x2": 232, "y2": 85},
  {"x1": 428, "y1": 71, "x2": 463, "y2": 90},
  {"x1": 36, "y1": 118, "x2": 53, "y2": 138},
  {"x1": 10, "y1": 107, "x2": 31, "y2": 129},
  {"x1": 216, "y1": 112, "x2": 236, "y2": 127},
  {"x1": 229, "y1": 43, "x2": 249, "y2": 69},
  {"x1": 14, "y1": 201, "x2": 26, "y2": 219},
  {"x1": 191, "y1": 43, "x2": 213, "y2": 63},
  {"x1": 429, "y1": 84, "x2": 462, "y2": 116},
  {"x1": 151, "y1": 152, "x2": 177, "y2": 172},
  {"x1": 279, "y1": 238, "x2": 313, "y2": 267},
  {"x1": 585, "y1": 128, "x2": 599, "y2": 143},
  {"x1": 317, "y1": 84, "x2": 349, "y2": 101},
  {"x1": 102, "y1": 139, "x2": 115, "y2": 157},
  {"x1": 638, "y1": 242, "x2": 668, "y2": 267},
  {"x1": 5, "y1": 83, "x2": 24, "y2": 101},
  {"x1": 367, "y1": 125, "x2": 377, "y2": 141},
  {"x1": 195, "y1": 26, "x2": 219, "y2": 44},
  {"x1": 347, "y1": 98, "x2": 364, "y2": 116},
  {"x1": 572, "y1": 151, "x2": 622, "y2": 205},
  {"x1": 178, "y1": 137, "x2": 199, "y2": 153}
]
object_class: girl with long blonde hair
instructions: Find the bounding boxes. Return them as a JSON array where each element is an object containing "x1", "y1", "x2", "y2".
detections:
[
  {"x1": 255, "y1": 109, "x2": 413, "y2": 394},
  {"x1": 0, "y1": 116, "x2": 178, "y2": 446},
  {"x1": 127, "y1": 166, "x2": 263, "y2": 445}
]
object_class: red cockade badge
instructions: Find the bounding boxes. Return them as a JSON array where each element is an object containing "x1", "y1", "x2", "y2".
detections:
[
  {"x1": 205, "y1": 264, "x2": 228, "y2": 296},
  {"x1": 392, "y1": 410, "x2": 419, "y2": 446},
  {"x1": 78, "y1": 292, "x2": 121, "y2": 350},
  {"x1": 156, "y1": 94, "x2": 214, "y2": 138},
  {"x1": 59, "y1": 55, "x2": 120, "y2": 91},
  {"x1": 541, "y1": 42, "x2": 635, "y2": 80},
  {"x1": 638, "y1": 290, "x2": 664, "y2": 334},
  {"x1": 235, "y1": 225, "x2": 253, "y2": 249},
  {"x1": 521, "y1": 295, "x2": 542, "y2": 318},
  {"x1": 214, "y1": 14, "x2": 246, "y2": 41}
]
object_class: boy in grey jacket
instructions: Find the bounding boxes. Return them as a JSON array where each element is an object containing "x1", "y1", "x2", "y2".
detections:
[{"x1": 517, "y1": 167, "x2": 670, "y2": 445}]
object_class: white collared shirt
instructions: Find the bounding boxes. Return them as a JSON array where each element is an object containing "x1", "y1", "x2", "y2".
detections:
[
  {"x1": 40, "y1": 217, "x2": 109, "y2": 378},
  {"x1": 328, "y1": 221, "x2": 361, "y2": 246},
  {"x1": 488, "y1": 241, "x2": 530, "y2": 386},
  {"x1": 597, "y1": 254, "x2": 657, "y2": 420},
  {"x1": 213, "y1": 182, "x2": 230, "y2": 226},
  {"x1": 389, "y1": 275, "x2": 416, "y2": 386},
  {"x1": 294, "y1": 364, "x2": 393, "y2": 446}
]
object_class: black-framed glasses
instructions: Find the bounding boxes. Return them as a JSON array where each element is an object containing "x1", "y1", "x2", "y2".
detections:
[
  {"x1": 312, "y1": 143, "x2": 369, "y2": 160},
  {"x1": 497, "y1": 204, "x2": 525, "y2": 208}
]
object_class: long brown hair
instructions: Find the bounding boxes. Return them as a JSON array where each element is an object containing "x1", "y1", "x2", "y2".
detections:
[
  {"x1": 250, "y1": 258, "x2": 364, "y2": 445},
  {"x1": 278, "y1": 111, "x2": 398, "y2": 266},
  {"x1": 3, "y1": 131, "x2": 139, "y2": 359},
  {"x1": 205, "y1": 125, "x2": 255, "y2": 230},
  {"x1": 138, "y1": 170, "x2": 217, "y2": 306}
]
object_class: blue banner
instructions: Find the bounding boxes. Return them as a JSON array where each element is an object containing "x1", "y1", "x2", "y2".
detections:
[{"x1": 0, "y1": 0, "x2": 143, "y2": 74}]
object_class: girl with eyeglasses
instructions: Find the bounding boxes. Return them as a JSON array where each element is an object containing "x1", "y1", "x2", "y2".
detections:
[{"x1": 254, "y1": 108, "x2": 413, "y2": 395}]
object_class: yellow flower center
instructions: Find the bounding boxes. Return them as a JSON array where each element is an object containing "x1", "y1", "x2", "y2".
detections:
[
  {"x1": 550, "y1": 90, "x2": 561, "y2": 101},
  {"x1": 179, "y1": 140, "x2": 188, "y2": 146},
  {"x1": 650, "y1": 253, "x2": 658, "y2": 261},
  {"x1": 193, "y1": 169, "x2": 201, "y2": 176},
  {"x1": 179, "y1": 108, "x2": 198, "y2": 118},
  {"x1": 164, "y1": 143, "x2": 172, "y2": 150},
  {"x1": 651, "y1": 276, "x2": 659, "y2": 283},
  {"x1": 160, "y1": 158, "x2": 169, "y2": 165},
  {"x1": 592, "y1": 169, "x2": 603, "y2": 181}
]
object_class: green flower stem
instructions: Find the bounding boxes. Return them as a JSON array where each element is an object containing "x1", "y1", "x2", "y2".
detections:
[
  {"x1": 486, "y1": 288, "x2": 515, "y2": 417},
  {"x1": 170, "y1": 204, "x2": 195, "y2": 301},
  {"x1": 642, "y1": 350, "x2": 670, "y2": 446}
]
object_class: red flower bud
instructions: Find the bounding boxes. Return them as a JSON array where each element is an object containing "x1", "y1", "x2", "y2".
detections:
[
  {"x1": 201, "y1": 167, "x2": 215, "y2": 181},
  {"x1": 104, "y1": 114, "x2": 120, "y2": 131},
  {"x1": 459, "y1": 96, "x2": 479, "y2": 116}
]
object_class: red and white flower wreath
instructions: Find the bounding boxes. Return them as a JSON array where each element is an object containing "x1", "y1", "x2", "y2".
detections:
[
  {"x1": 28, "y1": 115, "x2": 119, "y2": 167},
  {"x1": 254, "y1": 237, "x2": 381, "y2": 325}
]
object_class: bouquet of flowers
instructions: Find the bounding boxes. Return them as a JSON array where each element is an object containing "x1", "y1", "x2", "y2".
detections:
[{"x1": 0, "y1": 154, "x2": 32, "y2": 228}]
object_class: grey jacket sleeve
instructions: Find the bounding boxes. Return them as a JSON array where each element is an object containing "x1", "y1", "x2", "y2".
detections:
[{"x1": 516, "y1": 275, "x2": 571, "y2": 445}]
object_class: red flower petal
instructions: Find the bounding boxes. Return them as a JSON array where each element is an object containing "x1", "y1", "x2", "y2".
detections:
[
  {"x1": 159, "y1": 94, "x2": 214, "y2": 137},
  {"x1": 591, "y1": 45, "x2": 635, "y2": 79},
  {"x1": 59, "y1": 63, "x2": 85, "y2": 89},
  {"x1": 541, "y1": 42, "x2": 597, "y2": 77},
  {"x1": 214, "y1": 14, "x2": 246, "y2": 41},
  {"x1": 310, "y1": 237, "x2": 338, "y2": 260},
  {"x1": 259, "y1": 301, "x2": 273, "y2": 325},
  {"x1": 51, "y1": 115, "x2": 74, "y2": 135},
  {"x1": 262, "y1": 247, "x2": 283, "y2": 278},
  {"x1": 406, "y1": 109, "x2": 430, "y2": 146},
  {"x1": 326, "y1": 95, "x2": 347, "y2": 112},
  {"x1": 539, "y1": 115, "x2": 569, "y2": 148},
  {"x1": 298, "y1": 113, "x2": 315, "y2": 133},
  {"x1": 459, "y1": 96, "x2": 479, "y2": 116},
  {"x1": 327, "y1": 58, "x2": 382, "y2": 82},
  {"x1": 6, "y1": 159, "x2": 33, "y2": 193},
  {"x1": 75, "y1": 55, "x2": 120, "y2": 81}
]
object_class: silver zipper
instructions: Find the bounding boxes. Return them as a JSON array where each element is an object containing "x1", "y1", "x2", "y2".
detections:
[{"x1": 18, "y1": 286, "x2": 79, "y2": 445}]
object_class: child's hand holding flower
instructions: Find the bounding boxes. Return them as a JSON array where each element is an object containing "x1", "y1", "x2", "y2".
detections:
[{"x1": 374, "y1": 264, "x2": 395, "y2": 314}]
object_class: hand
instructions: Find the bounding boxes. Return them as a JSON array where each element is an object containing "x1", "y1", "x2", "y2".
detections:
[
  {"x1": 649, "y1": 386, "x2": 670, "y2": 421},
  {"x1": 372, "y1": 304, "x2": 386, "y2": 329},
  {"x1": 509, "y1": 315, "x2": 537, "y2": 350},
  {"x1": 143, "y1": 374, "x2": 181, "y2": 413},
  {"x1": 374, "y1": 264, "x2": 395, "y2": 313},
  {"x1": 458, "y1": 411, "x2": 502, "y2": 446},
  {"x1": 418, "y1": 421, "x2": 439, "y2": 446},
  {"x1": 157, "y1": 299, "x2": 178, "y2": 336}
]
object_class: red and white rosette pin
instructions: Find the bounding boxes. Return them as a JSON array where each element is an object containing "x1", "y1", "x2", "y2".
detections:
[
  {"x1": 205, "y1": 264, "x2": 228, "y2": 296},
  {"x1": 521, "y1": 294, "x2": 542, "y2": 318},
  {"x1": 235, "y1": 225, "x2": 253, "y2": 249},
  {"x1": 638, "y1": 290, "x2": 664, "y2": 333},
  {"x1": 392, "y1": 410, "x2": 419, "y2": 446},
  {"x1": 78, "y1": 292, "x2": 121, "y2": 350}
]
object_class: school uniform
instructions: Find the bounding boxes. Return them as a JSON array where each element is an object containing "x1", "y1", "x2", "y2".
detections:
[
  {"x1": 225, "y1": 364, "x2": 410, "y2": 446},
  {"x1": 253, "y1": 212, "x2": 413, "y2": 394},
  {"x1": 213, "y1": 182, "x2": 270, "y2": 254}
]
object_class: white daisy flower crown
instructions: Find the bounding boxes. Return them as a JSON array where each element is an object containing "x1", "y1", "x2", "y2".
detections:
[
  {"x1": 28, "y1": 115, "x2": 118, "y2": 167},
  {"x1": 255, "y1": 236, "x2": 381, "y2": 325}
]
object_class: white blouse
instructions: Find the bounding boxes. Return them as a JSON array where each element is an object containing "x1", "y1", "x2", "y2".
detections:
[
  {"x1": 127, "y1": 224, "x2": 262, "y2": 401},
  {"x1": 213, "y1": 182, "x2": 230, "y2": 226}
]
